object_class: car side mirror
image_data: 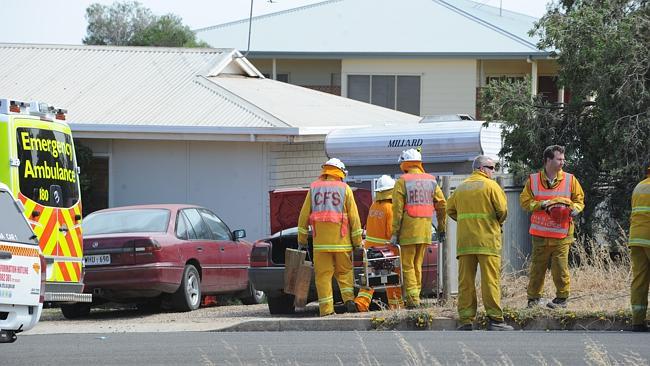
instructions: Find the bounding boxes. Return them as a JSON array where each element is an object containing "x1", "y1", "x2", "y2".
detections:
[{"x1": 233, "y1": 229, "x2": 246, "y2": 240}]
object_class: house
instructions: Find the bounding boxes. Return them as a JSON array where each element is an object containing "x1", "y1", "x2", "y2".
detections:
[
  {"x1": 0, "y1": 43, "x2": 420, "y2": 240},
  {"x1": 196, "y1": 0, "x2": 563, "y2": 118}
]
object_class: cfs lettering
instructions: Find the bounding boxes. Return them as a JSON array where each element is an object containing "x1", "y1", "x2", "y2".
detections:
[{"x1": 314, "y1": 191, "x2": 341, "y2": 206}]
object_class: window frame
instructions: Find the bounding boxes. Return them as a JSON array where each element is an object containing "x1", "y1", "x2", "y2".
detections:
[
  {"x1": 346, "y1": 73, "x2": 422, "y2": 115},
  {"x1": 198, "y1": 209, "x2": 233, "y2": 242}
]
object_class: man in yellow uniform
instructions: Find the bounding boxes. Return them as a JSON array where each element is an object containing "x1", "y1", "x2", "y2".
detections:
[
  {"x1": 520, "y1": 145, "x2": 585, "y2": 309},
  {"x1": 629, "y1": 165, "x2": 650, "y2": 332},
  {"x1": 391, "y1": 148, "x2": 446, "y2": 308},
  {"x1": 447, "y1": 155, "x2": 512, "y2": 331},
  {"x1": 364, "y1": 175, "x2": 403, "y2": 309},
  {"x1": 298, "y1": 158, "x2": 363, "y2": 316}
]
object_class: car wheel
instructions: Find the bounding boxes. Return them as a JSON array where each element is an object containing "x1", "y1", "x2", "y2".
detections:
[
  {"x1": 60, "y1": 303, "x2": 92, "y2": 319},
  {"x1": 267, "y1": 293, "x2": 295, "y2": 314},
  {"x1": 239, "y1": 281, "x2": 266, "y2": 305},
  {"x1": 172, "y1": 265, "x2": 201, "y2": 311}
]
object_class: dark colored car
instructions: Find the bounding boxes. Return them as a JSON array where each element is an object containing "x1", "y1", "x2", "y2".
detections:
[
  {"x1": 61, "y1": 204, "x2": 263, "y2": 318},
  {"x1": 249, "y1": 188, "x2": 439, "y2": 315}
]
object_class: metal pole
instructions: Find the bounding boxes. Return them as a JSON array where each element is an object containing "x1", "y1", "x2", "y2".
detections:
[{"x1": 440, "y1": 175, "x2": 451, "y2": 303}]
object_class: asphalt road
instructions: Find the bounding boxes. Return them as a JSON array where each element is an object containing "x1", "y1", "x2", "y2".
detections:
[{"x1": 4, "y1": 331, "x2": 649, "y2": 365}]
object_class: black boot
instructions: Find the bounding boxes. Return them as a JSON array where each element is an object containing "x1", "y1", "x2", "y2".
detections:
[
  {"x1": 547, "y1": 297, "x2": 568, "y2": 309},
  {"x1": 345, "y1": 300, "x2": 358, "y2": 313}
]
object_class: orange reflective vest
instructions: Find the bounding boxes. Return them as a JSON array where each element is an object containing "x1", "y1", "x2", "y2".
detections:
[
  {"x1": 402, "y1": 173, "x2": 437, "y2": 218},
  {"x1": 529, "y1": 172, "x2": 573, "y2": 239},
  {"x1": 309, "y1": 180, "x2": 348, "y2": 237}
]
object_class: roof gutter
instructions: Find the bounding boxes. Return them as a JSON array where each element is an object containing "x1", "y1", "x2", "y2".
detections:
[{"x1": 70, "y1": 123, "x2": 301, "y2": 142}]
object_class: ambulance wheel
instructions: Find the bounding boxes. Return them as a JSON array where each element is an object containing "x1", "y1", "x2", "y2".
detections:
[
  {"x1": 61, "y1": 303, "x2": 91, "y2": 319},
  {"x1": 172, "y1": 265, "x2": 201, "y2": 311},
  {"x1": 267, "y1": 293, "x2": 295, "y2": 314},
  {"x1": 239, "y1": 281, "x2": 266, "y2": 305}
]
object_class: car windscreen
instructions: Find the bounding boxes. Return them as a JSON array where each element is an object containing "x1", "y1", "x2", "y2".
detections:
[
  {"x1": 83, "y1": 209, "x2": 170, "y2": 235},
  {"x1": 0, "y1": 191, "x2": 38, "y2": 245}
]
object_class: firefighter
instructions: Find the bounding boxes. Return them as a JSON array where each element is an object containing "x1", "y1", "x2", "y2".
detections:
[
  {"x1": 629, "y1": 165, "x2": 650, "y2": 332},
  {"x1": 520, "y1": 145, "x2": 585, "y2": 309},
  {"x1": 447, "y1": 155, "x2": 512, "y2": 331},
  {"x1": 297, "y1": 158, "x2": 363, "y2": 316},
  {"x1": 363, "y1": 175, "x2": 403, "y2": 309},
  {"x1": 390, "y1": 148, "x2": 446, "y2": 308}
]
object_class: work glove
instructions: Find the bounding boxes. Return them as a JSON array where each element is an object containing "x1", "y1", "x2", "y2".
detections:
[{"x1": 389, "y1": 235, "x2": 398, "y2": 246}]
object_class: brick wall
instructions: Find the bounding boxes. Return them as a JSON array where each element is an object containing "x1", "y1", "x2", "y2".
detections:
[{"x1": 268, "y1": 141, "x2": 328, "y2": 189}]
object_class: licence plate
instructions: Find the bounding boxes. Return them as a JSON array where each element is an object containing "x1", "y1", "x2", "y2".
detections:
[{"x1": 84, "y1": 254, "x2": 111, "y2": 266}]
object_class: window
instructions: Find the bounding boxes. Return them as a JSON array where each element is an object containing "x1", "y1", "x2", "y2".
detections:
[
  {"x1": 347, "y1": 75, "x2": 420, "y2": 115},
  {"x1": 175, "y1": 211, "x2": 194, "y2": 240},
  {"x1": 182, "y1": 209, "x2": 212, "y2": 240},
  {"x1": 486, "y1": 76, "x2": 525, "y2": 84},
  {"x1": 83, "y1": 209, "x2": 170, "y2": 235},
  {"x1": 0, "y1": 191, "x2": 37, "y2": 245},
  {"x1": 199, "y1": 209, "x2": 232, "y2": 241}
]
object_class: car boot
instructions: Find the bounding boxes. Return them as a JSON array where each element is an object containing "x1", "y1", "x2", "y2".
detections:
[
  {"x1": 547, "y1": 297, "x2": 568, "y2": 309},
  {"x1": 345, "y1": 300, "x2": 358, "y2": 313},
  {"x1": 632, "y1": 323, "x2": 649, "y2": 332},
  {"x1": 457, "y1": 323, "x2": 473, "y2": 331},
  {"x1": 487, "y1": 319, "x2": 514, "y2": 331},
  {"x1": 527, "y1": 298, "x2": 545, "y2": 308}
]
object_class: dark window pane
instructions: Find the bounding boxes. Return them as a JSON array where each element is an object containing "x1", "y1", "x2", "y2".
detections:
[
  {"x1": 371, "y1": 75, "x2": 395, "y2": 109},
  {"x1": 348, "y1": 75, "x2": 370, "y2": 103},
  {"x1": 175, "y1": 211, "x2": 189, "y2": 240},
  {"x1": 276, "y1": 74, "x2": 289, "y2": 83},
  {"x1": 183, "y1": 209, "x2": 212, "y2": 240},
  {"x1": 199, "y1": 209, "x2": 231, "y2": 241},
  {"x1": 396, "y1": 76, "x2": 421, "y2": 115}
]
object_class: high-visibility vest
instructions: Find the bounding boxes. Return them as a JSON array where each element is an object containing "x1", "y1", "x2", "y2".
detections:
[
  {"x1": 629, "y1": 178, "x2": 650, "y2": 247},
  {"x1": 402, "y1": 173, "x2": 437, "y2": 218},
  {"x1": 309, "y1": 180, "x2": 348, "y2": 237},
  {"x1": 529, "y1": 172, "x2": 573, "y2": 239}
]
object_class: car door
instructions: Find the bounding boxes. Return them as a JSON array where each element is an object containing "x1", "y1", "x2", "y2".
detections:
[
  {"x1": 178, "y1": 209, "x2": 220, "y2": 292},
  {"x1": 199, "y1": 209, "x2": 248, "y2": 291}
]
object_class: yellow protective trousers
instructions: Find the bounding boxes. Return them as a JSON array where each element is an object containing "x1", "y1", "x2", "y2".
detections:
[
  {"x1": 401, "y1": 243, "x2": 427, "y2": 306},
  {"x1": 457, "y1": 254, "x2": 503, "y2": 324},
  {"x1": 314, "y1": 251, "x2": 355, "y2": 316},
  {"x1": 527, "y1": 241, "x2": 571, "y2": 299},
  {"x1": 630, "y1": 246, "x2": 650, "y2": 325}
]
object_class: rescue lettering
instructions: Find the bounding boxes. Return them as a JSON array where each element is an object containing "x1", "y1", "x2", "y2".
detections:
[
  {"x1": 387, "y1": 138, "x2": 423, "y2": 148},
  {"x1": 314, "y1": 191, "x2": 341, "y2": 206}
]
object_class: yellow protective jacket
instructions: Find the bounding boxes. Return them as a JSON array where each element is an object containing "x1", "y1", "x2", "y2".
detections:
[
  {"x1": 519, "y1": 169, "x2": 585, "y2": 245},
  {"x1": 365, "y1": 193, "x2": 393, "y2": 246},
  {"x1": 629, "y1": 176, "x2": 650, "y2": 248},
  {"x1": 447, "y1": 170, "x2": 508, "y2": 257},
  {"x1": 392, "y1": 167, "x2": 447, "y2": 245},
  {"x1": 297, "y1": 176, "x2": 363, "y2": 252}
]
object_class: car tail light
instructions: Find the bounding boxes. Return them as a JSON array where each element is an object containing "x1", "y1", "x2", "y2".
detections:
[
  {"x1": 250, "y1": 244, "x2": 270, "y2": 267},
  {"x1": 134, "y1": 238, "x2": 161, "y2": 264},
  {"x1": 39, "y1": 254, "x2": 46, "y2": 303}
]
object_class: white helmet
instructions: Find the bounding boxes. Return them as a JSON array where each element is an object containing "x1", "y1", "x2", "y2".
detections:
[
  {"x1": 323, "y1": 158, "x2": 347, "y2": 175},
  {"x1": 398, "y1": 148, "x2": 422, "y2": 162},
  {"x1": 375, "y1": 175, "x2": 395, "y2": 192}
]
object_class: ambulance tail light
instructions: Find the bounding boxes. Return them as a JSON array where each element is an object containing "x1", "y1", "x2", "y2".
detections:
[
  {"x1": 55, "y1": 108, "x2": 67, "y2": 121},
  {"x1": 250, "y1": 243, "x2": 271, "y2": 267},
  {"x1": 39, "y1": 254, "x2": 46, "y2": 303}
]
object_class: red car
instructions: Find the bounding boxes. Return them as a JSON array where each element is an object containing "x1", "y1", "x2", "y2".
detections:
[
  {"x1": 249, "y1": 188, "x2": 439, "y2": 314},
  {"x1": 61, "y1": 204, "x2": 263, "y2": 318}
]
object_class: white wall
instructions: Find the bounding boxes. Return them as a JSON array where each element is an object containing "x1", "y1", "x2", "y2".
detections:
[
  {"x1": 108, "y1": 139, "x2": 268, "y2": 241},
  {"x1": 342, "y1": 58, "x2": 477, "y2": 117}
]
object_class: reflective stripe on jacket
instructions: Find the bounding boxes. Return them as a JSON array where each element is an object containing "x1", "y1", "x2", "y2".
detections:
[
  {"x1": 402, "y1": 173, "x2": 437, "y2": 218},
  {"x1": 629, "y1": 177, "x2": 650, "y2": 248},
  {"x1": 528, "y1": 172, "x2": 573, "y2": 239},
  {"x1": 365, "y1": 200, "x2": 393, "y2": 247}
]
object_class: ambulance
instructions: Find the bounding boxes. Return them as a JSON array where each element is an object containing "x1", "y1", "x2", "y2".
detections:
[
  {"x1": 0, "y1": 99, "x2": 91, "y2": 309},
  {"x1": 0, "y1": 183, "x2": 45, "y2": 343}
]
